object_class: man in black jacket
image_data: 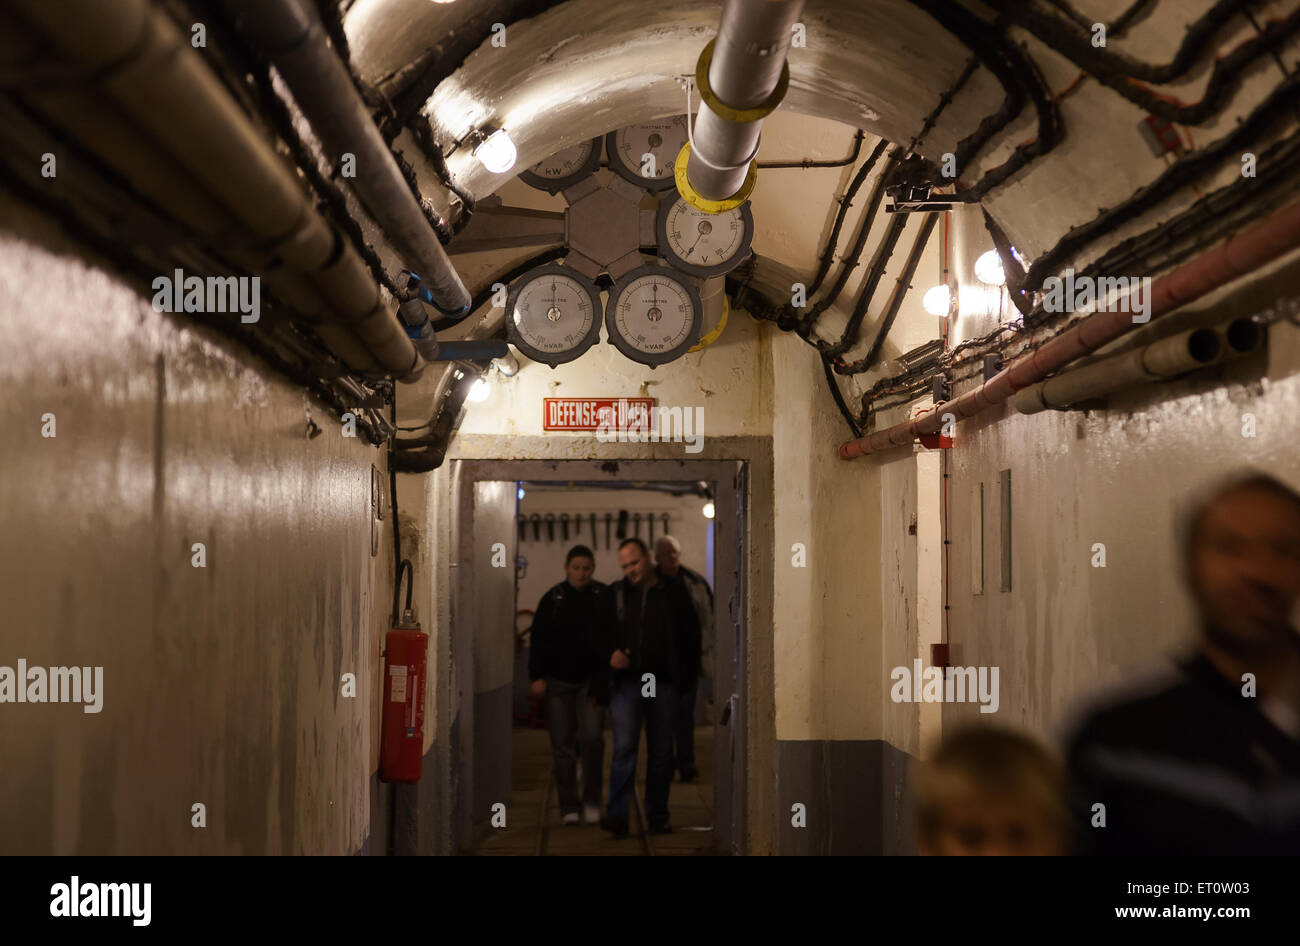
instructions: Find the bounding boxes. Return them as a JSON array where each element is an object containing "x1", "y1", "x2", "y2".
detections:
[
  {"x1": 1065, "y1": 471, "x2": 1300, "y2": 854},
  {"x1": 593, "y1": 537, "x2": 699, "y2": 837},
  {"x1": 529, "y1": 544, "x2": 607, "y2": 825}
]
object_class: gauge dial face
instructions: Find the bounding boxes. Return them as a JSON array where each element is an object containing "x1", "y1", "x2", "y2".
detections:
[
  {"x1": 605, "y1": 266, "x2": 702, "y2": 366},
  {"x1": 505, "y1": 265, "x2": 602, "y2": 366},
  {"x1": 657, "y1": 192, "x2": 753, "y2": 277},
  {"x1": 606, "y1": 117, "x2": 689, "y2": 192},
  {"x1": 519, "y1": 137, "x2": 602, "y2": 193}
]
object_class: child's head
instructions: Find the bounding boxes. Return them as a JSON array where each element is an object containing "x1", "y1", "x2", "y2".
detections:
[{"x1": 913, "y1": 724, "x2": 1067, "y2": 856}]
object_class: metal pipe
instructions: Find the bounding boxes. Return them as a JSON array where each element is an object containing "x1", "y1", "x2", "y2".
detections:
[
  {"x1": 684, "y1": 0, "x2": 806, "y2": 206},
  {"x1": 9, "y1": 0, "x2": 421, "y2": 378},
  {"x1": 839, "y1": 197, "x2": 1300, "y2": 457},
  {"x1": 1011, "y1": 326, "x2": 1221, "y2": 414},
  {"x1": 222, "y1": 0, "x2": 472, "y2": 317},
  {"x1": 1218, "y1": 316, "x2": 1264, "y2": 358}
]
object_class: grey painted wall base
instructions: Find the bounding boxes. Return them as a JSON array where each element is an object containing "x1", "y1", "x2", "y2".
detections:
[
  {"x1": 365, "y1": 738, "x2": 444, "y2": 855},
  {"x1": 473, "y1": 683, "x2": 514, "y2": 824},
  {"x1": 778, "y1": 739, "x2": 915, "y2": 855}
]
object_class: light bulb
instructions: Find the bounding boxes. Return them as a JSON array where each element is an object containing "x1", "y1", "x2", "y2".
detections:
[
  {"x1": 922, "y1": 284, "x2": 951, "y2": 316},
  {"x1": 975, "y1": 250, "x2": 1005, "y2": 287},
  {"x1": 702, "y1": 501, "x2": 715, "y2": 520},
  {"x1": 468, "y1": 378, "x2": 491, "y2": 402},
  {"x1": 474, "y1": 129, "x2": 516, "y2": 174}
]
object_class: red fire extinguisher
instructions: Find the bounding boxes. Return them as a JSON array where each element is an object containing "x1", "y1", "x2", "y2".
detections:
[{"x1": 379, "y1": 605, "x2": 427, "y2": 783}]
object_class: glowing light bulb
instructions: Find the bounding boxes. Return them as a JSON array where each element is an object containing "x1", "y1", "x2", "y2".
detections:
[
  {"x1": 702, "y1": 501, "x2": 715, "y2": 520},
  {"x1": 468, "y1": 378, "x2": 491, "y2": 402},
  {"x1": 922, "y1": 284, "x2": 952, "y2": 316},
  {"x1": 975, "y1": 250, "x2": 1005, "y2": 287},
  {"x1": 474, "y1": 129, "x2": 516, "y2": 173}
]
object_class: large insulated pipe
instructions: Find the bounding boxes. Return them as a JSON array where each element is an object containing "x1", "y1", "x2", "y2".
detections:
[
  {"x1": 8, "y1": 0, "x2": 420, "y2": 378},
  {"x1": 679, "y1": 0, "x2": 806, "y2": 210},
  {"x1": 222, "y1": 0, "x2": 473, "y2": 317},
  {"x1": 838, "y1": 197, "x2": 1300, "y2": 458},
  {"x1": 1011, "y1": 327, "x2": 1221, "y2": 414}
]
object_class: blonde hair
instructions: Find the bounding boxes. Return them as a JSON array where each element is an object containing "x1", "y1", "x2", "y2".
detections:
[{"x1": 912, "y1": 724, "x2": 1067, "y2": 847}]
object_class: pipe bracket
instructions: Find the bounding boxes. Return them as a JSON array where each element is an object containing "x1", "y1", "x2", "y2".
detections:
[
  {"x1": 674, "y1": 144, "x2": 756, "y2": 213},
  {"x1": 694, "y1": 39, "x2": 790, "y2": 123}
]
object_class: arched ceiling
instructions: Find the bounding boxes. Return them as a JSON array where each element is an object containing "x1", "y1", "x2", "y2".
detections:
[
  {"x1": 340, "y1": 0, "x2": 1298, "y2": 270},
  {"x1": 346, "y1": 0, "x2": 989, "y2": 200}
]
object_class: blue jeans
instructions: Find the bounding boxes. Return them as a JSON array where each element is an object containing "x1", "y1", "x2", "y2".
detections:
[
  {"x1": 607, "y1": 675, "x2": 676, "y2": 825},
  {"x1": 544, "y1": 677, "x2": 606, "y2": 814}
]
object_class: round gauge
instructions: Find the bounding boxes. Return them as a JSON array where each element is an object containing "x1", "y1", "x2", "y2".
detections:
[
  {"x1": 518, "y1": 137, "x2": 602, "y2": 193},
  {"x1": 605, "y1": 117, "x2": 689, "y2": 193},
  {"x1": 505, "y1": 264, "x2": 603, "y2": 367},
  {"x1": 605, "y1": 265, "x2": 703, "y2": 367},
  {"x1": 656, "y1": 189, "x2": 754, "y2": 277}
]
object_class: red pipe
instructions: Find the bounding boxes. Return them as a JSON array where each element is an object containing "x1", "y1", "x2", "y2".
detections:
[{"x1": 839, "y1": 197, "x2": 1300, "y2": 459}]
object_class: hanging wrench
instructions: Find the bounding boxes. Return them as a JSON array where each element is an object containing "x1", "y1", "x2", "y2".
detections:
[
  {"x1": 661, "y1": 512, "x2": 670, "y2": 536},
  {"x1": 560, "y1": 512, "x2": 570, "y2": 541},
  {"x1": 590, "y1": 513, "x2": 598, "y2": 548},
  {"x1": 545, "y1": 513, "x2": 556, "y2": 543},
  {"x1": 530, "y1": 513, "x2": 541, "y2": 542},
  {"x1": 605, "y1": 512, "x2": 612, "y2": 550},
  {"x1": 648, "y1": 512, "x2": 656, "y2": 544},
  {"x1": 633, "y1": 512, "x2": 641, "y2": 538}
]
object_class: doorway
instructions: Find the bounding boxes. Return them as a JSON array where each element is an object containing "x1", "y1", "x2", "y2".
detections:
[{"x1": 447, "y1": 459, "x2": 748, "y2": 855}]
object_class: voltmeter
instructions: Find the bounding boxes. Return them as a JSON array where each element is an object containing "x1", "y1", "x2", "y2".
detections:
[
  {"x1": 656, "y1": 189, "x2": 753, "y2": 277},
  {"x1": 505, "y1": 264, "x2": 603, "y2": 367},
  {"x1": 605, "y1": 265, "x2": 702, "y2": 367},
  {"x1": 519, "y1": 137, "x2": 603, "y2": 193},
  {"x1": 606, "y1": 117, "x2": 689, "y2": 193}
]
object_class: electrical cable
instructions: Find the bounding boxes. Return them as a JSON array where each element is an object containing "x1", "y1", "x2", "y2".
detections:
[{"x1": 389, "y1": 395, "x2": 404, "y2": 624}]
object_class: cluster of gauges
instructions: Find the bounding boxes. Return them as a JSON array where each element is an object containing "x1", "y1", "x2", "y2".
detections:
[{"x1": 505, "y1": 117, "x2": 755, "y2": 369}]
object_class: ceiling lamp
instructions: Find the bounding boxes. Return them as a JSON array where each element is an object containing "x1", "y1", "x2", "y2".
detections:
[
  {"x1": 473, "y1": 129, "x2": 517, "y2": 174},
  {"x1": 922, "y1": 284, "x2": 952, "y2": 316},
  {"x1": 974, "y1": 250, "x2": 1006, "y2": 287}
]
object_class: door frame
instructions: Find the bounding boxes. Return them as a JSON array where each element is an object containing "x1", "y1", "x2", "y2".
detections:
[{"x1": 446, "y1": 448, "x2": 764, "y2": 854}]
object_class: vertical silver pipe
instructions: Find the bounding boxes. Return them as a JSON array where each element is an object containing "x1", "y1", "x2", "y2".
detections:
[{"x1": 686, "y1": 0, "x2": 806, "y2": 203}]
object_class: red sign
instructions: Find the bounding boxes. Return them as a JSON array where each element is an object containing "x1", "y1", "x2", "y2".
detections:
[{"x1": 543, "y1": 397, "x2": 656, "y2": 431}]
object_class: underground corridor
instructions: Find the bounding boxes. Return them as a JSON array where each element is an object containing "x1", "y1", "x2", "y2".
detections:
[{"x1": 3, "y1": 0, "x2": 1300, "y2": 895}]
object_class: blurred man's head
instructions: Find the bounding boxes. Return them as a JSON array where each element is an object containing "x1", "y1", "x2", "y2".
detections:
[
  {"x1": 565, "y1": 545, "x2": 595, "y2": 590},
  {"x1": 618, "y1": 537, "x2": 652, "y2": 586},
  {"x1": 655, "y1": 536, "x2": 681, "y2": 576},
  {"x1": 1182, "y1": 472, "x2": 1300, "y2": 657},
  {"x1": 913, "y1": 725, "x2": 1067, "y2": 857}
]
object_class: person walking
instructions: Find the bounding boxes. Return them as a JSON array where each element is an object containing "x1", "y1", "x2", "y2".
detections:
[
  {"x1": 529, "y1": 544, "x2": 607, "y2": 825},
  {"x1": 594, "y1": 537, "x2": 699, "y2": 837}
]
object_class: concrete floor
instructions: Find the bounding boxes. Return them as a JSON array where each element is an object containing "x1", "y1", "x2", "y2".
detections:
[{"x1": 473, "y1": 725, "x2": 716, "y2": 855}]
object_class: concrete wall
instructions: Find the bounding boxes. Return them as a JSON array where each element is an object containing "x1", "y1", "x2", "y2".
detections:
[
  {"x1": 0, "y1": 197, "x2": 390, "y2": 855},
  {"x1": 933, "y1": 253, "x2": 1300, "y2": 742}
]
